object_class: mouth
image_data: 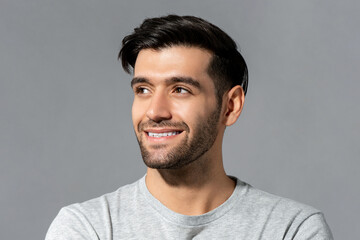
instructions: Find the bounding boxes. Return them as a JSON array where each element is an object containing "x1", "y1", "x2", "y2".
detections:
[
  {"x1": 144, "y1": 129, "x2": 184, "y2": 141},
  {"x1": 147, "y1": 131, "x2": 182, "y2": 138}
]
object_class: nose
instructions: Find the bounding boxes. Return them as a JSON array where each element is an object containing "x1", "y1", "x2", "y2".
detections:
[{"x1": 146, "y1": 92, "x2": 172, "y2": 122}]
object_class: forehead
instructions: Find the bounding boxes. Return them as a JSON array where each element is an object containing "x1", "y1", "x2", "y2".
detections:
[{"x1": 133, "y1": 46, "x2": 213, "y2": 81}]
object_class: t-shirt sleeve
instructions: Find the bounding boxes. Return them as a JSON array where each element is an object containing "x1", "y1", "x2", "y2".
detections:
[
  {"x1": 45, "y1": 207, "x2": 99, "y2": 240},
  {"x1": 293, "y1": 213, "x2": 334, "y2": 240}
]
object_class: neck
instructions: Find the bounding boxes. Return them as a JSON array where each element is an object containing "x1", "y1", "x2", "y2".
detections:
[{"x1": 145, "y1": 149, "x2": 236, "y2": 216}]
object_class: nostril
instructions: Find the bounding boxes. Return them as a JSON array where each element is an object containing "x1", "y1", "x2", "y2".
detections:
[{"x1": 147, "y1": 117, "x2": 166, "y2": 123}]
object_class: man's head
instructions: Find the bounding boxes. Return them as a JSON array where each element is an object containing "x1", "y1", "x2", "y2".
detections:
[
  {"x1": 119, "y1": 15, "x2": 248, "y2": 106},
  {"x1": 119, "y1": 15, "x2": 247, "y2": 170}
]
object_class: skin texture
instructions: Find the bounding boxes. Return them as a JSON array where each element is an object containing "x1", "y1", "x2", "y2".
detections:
[
  {"x1": 131, "y1": 46, "x2": 245, "y2": 215},
  {"x1": 132, "y1": 48, "x2": 221, "y2": 169}
]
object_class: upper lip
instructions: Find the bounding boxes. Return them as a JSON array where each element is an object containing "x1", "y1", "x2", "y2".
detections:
[{"x1": 144, "y1": 128, "x2": 183, "y2": 133}]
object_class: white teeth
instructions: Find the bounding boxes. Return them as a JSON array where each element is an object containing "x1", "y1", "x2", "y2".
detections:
[{"x1": 148, "y1": 132, "x2": 179, "y2": 137}]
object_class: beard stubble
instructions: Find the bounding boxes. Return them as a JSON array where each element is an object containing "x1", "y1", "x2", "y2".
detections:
[{"x1": 136, "y1": 106, "x2": 222, "y2": 169}]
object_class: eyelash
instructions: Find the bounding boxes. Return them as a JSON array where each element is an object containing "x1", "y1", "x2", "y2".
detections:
[
  {"x1": 173, "y1": 86, "x2": 191, "y2": 94},
  {"x1": 133, "y1": 86, "x2": 192, "y2": 95},
  {"x1": 134, "y1": 87, "x2": 150, "y2": 94}
]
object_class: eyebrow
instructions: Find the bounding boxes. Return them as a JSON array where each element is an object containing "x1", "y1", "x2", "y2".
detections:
[
  {"x1": 131, "y1": 77, "x2": 153, "y2": 88},
  {"x1": 131, "y1": 76, "x2": 201, "y2": 89},
  {"x1": 166, "y1": 77, "x2": 201, "y2": 89}
]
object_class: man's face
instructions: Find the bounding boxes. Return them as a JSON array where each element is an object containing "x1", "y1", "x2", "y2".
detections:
[{"x1": 131, "y1": 46, "x2": 222, "y2": 169}]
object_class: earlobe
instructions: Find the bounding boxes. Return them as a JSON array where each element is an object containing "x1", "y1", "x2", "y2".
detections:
[{"x1": 223, "y1": 86, "x2": 245, "y2": 126}]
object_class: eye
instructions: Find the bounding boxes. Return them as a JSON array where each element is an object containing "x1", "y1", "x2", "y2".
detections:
[
  {"x1": 173, "y1": 87, "x2": 190, "y2": 94},
  {"x1": 134, "y1": 87, "x2": 151, "y2": 95}
]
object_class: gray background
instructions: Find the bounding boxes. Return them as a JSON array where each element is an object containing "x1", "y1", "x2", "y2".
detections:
[{"x1": 1, "y1": 0, "x2": 359, "y2": 239}]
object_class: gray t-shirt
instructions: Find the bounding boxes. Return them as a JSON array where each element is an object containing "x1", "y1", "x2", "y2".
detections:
[{"x1": 46, "y1": 176, "x2": 333, "y2": 239}]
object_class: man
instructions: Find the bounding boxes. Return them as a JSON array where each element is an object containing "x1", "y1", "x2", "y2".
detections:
[{"x1": 46, "y1": 15, "x2": 333, "y2": 239}]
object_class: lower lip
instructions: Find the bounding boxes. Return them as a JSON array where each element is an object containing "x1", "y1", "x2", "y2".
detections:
[{"x1": 145, "y1": 132, "x2": 183, "y2": 142}]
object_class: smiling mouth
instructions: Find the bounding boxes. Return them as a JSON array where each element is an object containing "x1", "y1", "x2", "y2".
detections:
[{"x1": 146, "y1": 131, "x2": 182, "y2": 138}]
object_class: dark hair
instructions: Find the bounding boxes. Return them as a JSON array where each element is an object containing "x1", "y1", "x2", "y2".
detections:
[{"x1": 119, "y1": 15, "x2": 248, "y2": 103}]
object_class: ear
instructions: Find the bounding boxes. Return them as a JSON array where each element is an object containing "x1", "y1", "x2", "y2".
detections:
[{"x1": 222, "y1": 85, "x2": 245, "y2": 126}]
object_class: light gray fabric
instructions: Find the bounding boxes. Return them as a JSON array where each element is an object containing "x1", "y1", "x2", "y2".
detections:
[{"x1": 45, "y1": 176, "x2": 333, "y2": 239}]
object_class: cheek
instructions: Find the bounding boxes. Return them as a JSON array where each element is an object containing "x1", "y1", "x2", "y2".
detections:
[
  {"x1": 172, "y1": 99, "x2": 208, "y2": 125},
  {"x1": 132, "y1": 101, "x2": 145, "y2": 129}
]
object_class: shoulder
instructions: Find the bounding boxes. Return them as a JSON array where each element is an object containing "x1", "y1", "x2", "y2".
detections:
[
  {"x1": 248, "y1": 184, "x2": 319, "y2": 214},
  {"x1": 45, "y1": 179, "x2": 141, "y2": 240},
  {"x1": 234, "y1": 179, "x2": 320, "y2": 217},
  {"x1": 233, "y1": 179, "x2": 333, "y2": 239}
]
